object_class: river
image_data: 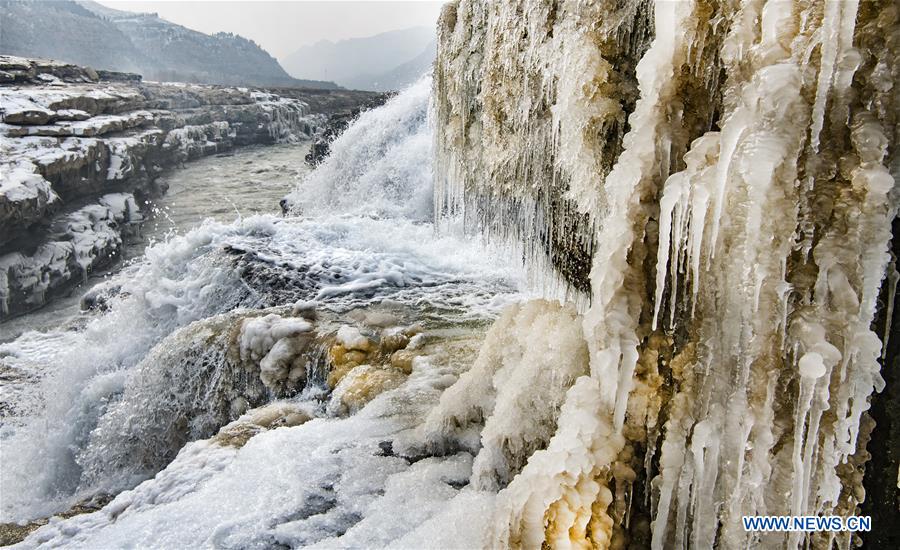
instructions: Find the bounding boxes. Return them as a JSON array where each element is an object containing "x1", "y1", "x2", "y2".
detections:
[
  {"x1": 0, "y1": 143, "x2": 312, "y2": 343},
  {"x1": 0, "y1": 79, "x2": 526, "y2": 547}
]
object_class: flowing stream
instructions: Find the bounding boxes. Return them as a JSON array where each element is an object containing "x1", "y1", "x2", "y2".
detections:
[{"x1": 0, "y1": 143, "x2": 313, "y2": 343}]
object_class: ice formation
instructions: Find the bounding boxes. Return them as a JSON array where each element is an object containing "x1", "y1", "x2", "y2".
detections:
[
  {"x1": 433, "y1": 0, "x2": 898, "y2": 547},
  {"x1": 2, "y1": 0, "x2": 897, "y2": 547},
  {"x1": 424, "y1": 300, "x2": 590, "y2": 491}
]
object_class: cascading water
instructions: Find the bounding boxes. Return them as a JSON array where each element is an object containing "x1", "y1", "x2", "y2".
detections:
[
  {"x1": 282, "y1": 78, "x2": 434, "y2": 220},
  {"x1": 2, "y1": 1, "x2": 897, "y2": 548},
  {"x1": 0, "y1": 76, "x2": 524, "y2": 541}
]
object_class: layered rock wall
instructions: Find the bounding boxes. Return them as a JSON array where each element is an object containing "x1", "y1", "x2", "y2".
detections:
[{"x1": 0, "y1": 56, "x2": 378, "y2": 319}]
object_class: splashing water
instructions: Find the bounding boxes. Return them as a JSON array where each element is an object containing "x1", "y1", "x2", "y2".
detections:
[
  {"x1": 282, "y1": 77, "x2": 434, "y2": 221},
  {"x1": 0, "y1": 77, "x2": 523, "y2": 529}
]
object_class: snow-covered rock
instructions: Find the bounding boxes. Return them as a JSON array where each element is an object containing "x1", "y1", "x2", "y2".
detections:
[
  {"x1": 0, "y1": 192, "x2": 140, "y2": 316},
  {"x1": 0, "y1": 56, "x2": 347, "y2": 318}
]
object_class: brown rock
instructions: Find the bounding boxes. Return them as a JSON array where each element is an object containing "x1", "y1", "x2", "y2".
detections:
[{"x1": 390, "y1": 349, "x2": 417, "y2": 374}]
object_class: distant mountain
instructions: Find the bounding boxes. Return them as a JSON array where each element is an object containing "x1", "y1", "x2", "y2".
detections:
[
  {"x1": 282, "y1": 27, "x2": 434, "y2": 91},
  {"x1": 0, "y1": 0, "x2": 339, "y2": 88},
  {"x1": 345, "y1": 40, "x2": 436, "y2": 92},
  {"x1": 0, "y1": 1, "x2": 145, "y2": 73}
]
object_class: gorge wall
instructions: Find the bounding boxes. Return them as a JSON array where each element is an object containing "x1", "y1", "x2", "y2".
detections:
[
  {"x1": 433, "y1": 0, "x2": 898, "y2": 547},
  {"x1": 0, "y1": 56, "x2": 381, "y2": 320}
]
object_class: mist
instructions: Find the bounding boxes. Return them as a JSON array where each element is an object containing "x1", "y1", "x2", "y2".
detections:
[{"x1": 97, "y1": 0, "x2": 445, "y2": 59}]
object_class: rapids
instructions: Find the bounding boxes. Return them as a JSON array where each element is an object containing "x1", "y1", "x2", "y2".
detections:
[{"x1": 0, "y1": 77, "x2": 525, "y2": 544}]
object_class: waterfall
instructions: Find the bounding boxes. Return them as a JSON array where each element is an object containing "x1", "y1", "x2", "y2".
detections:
[
  {"x1": 432, "y1": 0, "x2": 897, "y2": 547},
  {"x1": 3, "y1": 1, "x2": 896, "y2": 547},
  {"x1": 0, "y1": 78, "x2": 521, "y2": 530},
  {"x1": 282, "y1": 77, "x2": 434, "y2": 221}
]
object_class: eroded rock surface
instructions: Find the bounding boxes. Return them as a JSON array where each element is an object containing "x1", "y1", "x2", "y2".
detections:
[{"x1": 0, "y1": 56, "x2": 383, "y2": 319}]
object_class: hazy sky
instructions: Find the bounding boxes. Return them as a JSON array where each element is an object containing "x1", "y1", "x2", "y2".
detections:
[{"x1": 97, "y1": 1, "x2": 446, "y2": 59}]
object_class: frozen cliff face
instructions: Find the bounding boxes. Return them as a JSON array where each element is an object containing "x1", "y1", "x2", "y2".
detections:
[{"x1": 434, "y1": 0, "x2": 897, "y2": 547}]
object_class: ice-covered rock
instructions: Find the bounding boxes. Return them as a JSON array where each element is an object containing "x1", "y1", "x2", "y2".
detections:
[
  {"x1": 238, "y1": 312, "x2": 316, "y2": 394},
  {"x1": 0, "y1": 192, "x2": 141, "y2": 316},
  {"x1": 335, "y1": 325, "x2": 374, "y2": 352},
  {"x1": 0, "y1": 161, "x2": 60, "y2": 247},
  {"x1": 214, "y1": 401, "x2": 315, "y2": 448},
  {"x1": 433, "y1": 0, "x2": 898, "y2": 546},
  {"x1": 0, "y1": 57, "x2": 389, "y2": 318},
  {"x1": 327, "y1": 364, "x2": 407, "y2": 416}
]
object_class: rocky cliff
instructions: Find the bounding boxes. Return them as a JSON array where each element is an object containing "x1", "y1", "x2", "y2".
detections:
[
  {"x1": 433, "y1": 0, "x2": 898, "y2": 547},
  {"x1": 0, "y1": 56, "x2": 378, "y2": 320}
]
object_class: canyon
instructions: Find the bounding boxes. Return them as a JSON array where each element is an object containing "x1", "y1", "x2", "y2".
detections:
[
  {"x1": 0, "y1": 55, "x2": 383, "y2": 320},
  {"x1": 0, "y1": 0, "x2": 897, "y2": 548}
]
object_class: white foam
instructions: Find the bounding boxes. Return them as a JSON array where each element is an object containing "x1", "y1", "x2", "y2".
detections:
[
  {"x1": 283, "y1": 77, "x2": 433, "y2": 221},
  {"x1": 1, "y1": 79, "x2": 525, "y2": 525}
]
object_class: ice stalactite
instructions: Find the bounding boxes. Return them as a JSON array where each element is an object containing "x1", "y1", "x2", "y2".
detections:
[{"x1": 434, "y1": 0, "x2": 898, "y2": 547}]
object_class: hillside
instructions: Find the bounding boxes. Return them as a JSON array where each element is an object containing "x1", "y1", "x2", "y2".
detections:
[
  {"x1": 0, "y1": 0, "x2": 338, "y2": 88},
  {"x1": 0, "y1": 0, "x2": 145, "y2": 74},
  {"x1": 347, "y1": 40, "x2": 436, "y2": 92},
  {"x1": 282, "y1": 27, "x2": 434, "y2": 91}
]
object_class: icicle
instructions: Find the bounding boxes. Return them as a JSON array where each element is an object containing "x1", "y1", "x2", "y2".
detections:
[
  {"x1": 584, "y1": 0, "x2": 696, "y2": 430},
  {"x1": 430, "y1": 0, "x2": 898, "y2": 548},
  {"x1": 883, "y1": 257, "x2": 898, "y2": 361}
]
